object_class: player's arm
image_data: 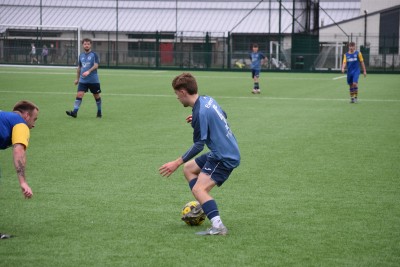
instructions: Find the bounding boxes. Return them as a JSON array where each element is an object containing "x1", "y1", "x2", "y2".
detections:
[
  {"x1": 159, "y1": 140, "x2": 205, "y2": 177},
  {"x1": 341, "y1": 54, "x2": 347, "y2": 73},
  {"x1": 359, "y1": 52, "x2": 367, "y2": 77},
  {"x1": 82, "y1": 63, "x2": 98, "y2": 78},
  {"x1": 13, "y1": 143, "x2": 32, "y2": 198},
  {"x1": 11, "y1": 123, "x2": 32, "y2": 198},
  {"x1": 75, "y1": 65, "x2": 81, "y2": 85},
  {"x1": 261, "y1": 54, "x2": 267, "y2": 66},
  {"x1": 361, "y1": 61, "x2": 367, "y2": 77}
]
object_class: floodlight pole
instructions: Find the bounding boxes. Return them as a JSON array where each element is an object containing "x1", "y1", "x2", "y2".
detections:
[{"x1": 364, "y1": 10, "x2": 368, "y2": 47}]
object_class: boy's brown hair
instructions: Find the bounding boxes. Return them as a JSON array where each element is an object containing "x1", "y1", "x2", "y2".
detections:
[{"x1": 172, "y1": 73, "x2": 198, "y2": 95}]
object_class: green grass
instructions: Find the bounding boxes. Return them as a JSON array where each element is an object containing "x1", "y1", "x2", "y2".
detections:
[{"x1": 0, "y1": 66, "x2": 399, "y2": 266}]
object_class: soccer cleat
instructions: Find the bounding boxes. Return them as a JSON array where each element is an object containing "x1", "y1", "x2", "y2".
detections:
[
  {"x1": 66, "y1": 110, "x2": 77, "y2": 118},
  {"x1": 0, "y1": 233, "x2": 14, "y2": 239},
  {"x1": 256, "y1": 89, "x2": 261, "y2": 94},
  {"x1": 196, "y1": 225, "x2": 228, "y2": 236},
  {"x1": 350, "y1": 98, "x2": 355, "y2": 104},
  {"x1": 252, "y1": 89, "x2": 257, "y2": 94},
  {"x1": 354, "y1": 98, "x2": 358, "y2": 103},
  {"x1": 96, "y1": 112, "x2": 102, "y2": 118}
]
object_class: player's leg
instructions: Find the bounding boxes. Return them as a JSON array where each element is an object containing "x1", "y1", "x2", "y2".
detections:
[
  {"x1": 347, "y1": 73, "x2": 355, "y2": 103},
  {"x1": 66, "y1": 85, "x2": 86, "y2": 118},
  {"x1": 352, "y1": 73, "x2": 360, "y2": 103},
  {"x1": 89, "y1": 84, "x2": 102, "y2": 118},
  {"x1": 183, "y1": 158, "x2": 202, "y2": 190},
  {"x1": 193, "y1": 158, "x2": 233, "y2": 235},
  {"x1": 251, "y1": 70, "x2": 257, "y2": 94},
  {"x1": 252, "y1": 70, "x2": 261, "y2": 94}
]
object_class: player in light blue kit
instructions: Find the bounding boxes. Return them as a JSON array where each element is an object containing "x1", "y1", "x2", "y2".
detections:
[
  {"x1": 159, "y1": 73, "x2": 240, "y2": 235},
  {"x1": 341, "y1": 42, "x2": 367, "y2": 103},
  {"x1": 249, "y1": 43, "x2": 267, "y2": 94},
  {"x1": 66, "y1": 38, "x2": 102, "y2": 118}
]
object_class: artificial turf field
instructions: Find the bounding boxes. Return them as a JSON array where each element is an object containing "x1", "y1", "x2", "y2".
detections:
[{"x1": 0, "y1": 66, "x2": 399, "y2": 266}]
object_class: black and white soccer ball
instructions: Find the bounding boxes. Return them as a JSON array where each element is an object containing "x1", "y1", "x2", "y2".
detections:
[{"x1": 181, "y1": 201, "x2": 206, "y2": 226}]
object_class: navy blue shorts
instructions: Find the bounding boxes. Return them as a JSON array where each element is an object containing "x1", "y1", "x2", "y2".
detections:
[
  {"x1": 194, "y1": 153, "x2": 233, "y2": 187},
  {"x1": 78, "y1": 83, "x2": 101, "y2": 94},
  {"x1": 252, "y1": 69, "x2": 261, "y2": 79},
  {"x1": 347, "y1": 72, "x2": 360, "y2": 85}
]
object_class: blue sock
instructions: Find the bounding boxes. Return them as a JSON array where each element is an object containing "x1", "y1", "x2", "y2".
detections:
[
  {"x1": 73, "y1": 97, "x2": 82, "y2": 113},
  {"x1": 201, "y1": 199, "x2": 219, "y2": 220},
  {"x1": 189, "y1": 178, "x2": 197, "y2": 191},
  {"x1": 95, "y1": 97, "x2": 102, "y2": 113}
]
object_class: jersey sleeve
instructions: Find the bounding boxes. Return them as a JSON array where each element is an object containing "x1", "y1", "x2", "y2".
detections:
[
  {"x1": 342, "y1": 54, "x2": 347, "y2": 64},
  {"x1": 94, "y1": 52, "x2": 100, "y2": 64},
  {"x1": 358, "y1": 52, "x2": 364, "y2": 62},
  {"x1": 12, "y1": 123, "x2": 30, "y2": 149},
  {"x1": 199, "y1": 109, "x2": 209, "y2": 141}
]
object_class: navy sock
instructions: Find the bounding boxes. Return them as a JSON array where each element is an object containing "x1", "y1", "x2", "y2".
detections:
[
  {"x1": 189, "y1": 178, "x2": 197, "y2": 191},
  {"x1": 95, "y1": 97, "x2": 102, "y2": 113},
  {"x1": 73, "y1": 97, "x2": 82, "y2": 113},
  {"x1": 201, "y1": 199, "x2": 219, "y2": 220}
]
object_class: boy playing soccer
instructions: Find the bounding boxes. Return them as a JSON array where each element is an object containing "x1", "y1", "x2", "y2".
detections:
[
  {"x1": 341, "y1": 42, "x2": 367, "y2": 103},
  {"x1": 249, "y1": 43, "x2": 267, "y2": 94},
  {"x1": 159, "y1": 73, "x2": 241, "y2": 235}
]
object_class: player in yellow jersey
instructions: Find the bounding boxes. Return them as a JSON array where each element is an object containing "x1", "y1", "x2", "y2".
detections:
[
  {"x1": 0, "y1": 100, "x2": 39, "y2": 239},
  {"x1": 341, "y1": 42, "x2": 367, "y2": 103}
]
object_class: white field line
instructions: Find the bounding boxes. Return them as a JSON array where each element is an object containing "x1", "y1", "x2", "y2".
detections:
[
  {"x1": 332, "y1": 75, "x2": 346, "y2": 80},
  {"x1": 0, "y1": 69, "x2": 342, "y2": 80},
  {"x1": 1, "y1": 90, "x2": 399, "y2": 102}
]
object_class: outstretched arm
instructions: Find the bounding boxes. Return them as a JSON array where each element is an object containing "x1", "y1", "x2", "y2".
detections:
[
  {"x1": 159, "y1": 140, "x2": 205, "y2": 177},
  {"x1": 159, "y1": 157, "x2": 184, "y2": 177},
  {"x1": 13, "y1": 144, "x2": 32, "y2": 198}
]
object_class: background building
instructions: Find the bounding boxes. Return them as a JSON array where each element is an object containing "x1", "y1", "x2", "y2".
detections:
[{"x1": 0, "y1": 0, "x2": 399, "y2": 71}]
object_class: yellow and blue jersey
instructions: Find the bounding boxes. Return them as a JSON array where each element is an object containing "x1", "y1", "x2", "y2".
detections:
[
  {"x1": 343, "y1": 51, "x2": 364, "y2": 74},
  {"x1": 0, "y1": 111, "x2": 30, "y2": 150}
]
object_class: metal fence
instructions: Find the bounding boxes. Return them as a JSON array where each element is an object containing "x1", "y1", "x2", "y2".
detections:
[{"x1": 1, "y1": 27, "x2": 399, "y2": 72}]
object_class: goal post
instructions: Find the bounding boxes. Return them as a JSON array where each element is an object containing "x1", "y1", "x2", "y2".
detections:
[{"x1": 0, "y1": 24, "x2": 81, "y2": 65}]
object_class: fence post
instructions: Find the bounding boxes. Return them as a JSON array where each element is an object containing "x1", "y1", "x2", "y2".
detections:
[
  {"x1": 156, "y1": 31, "x2": 160, "y2": 68},
  {"x1": 227, "y1": 32, "x2": 231, "y2": 70}
]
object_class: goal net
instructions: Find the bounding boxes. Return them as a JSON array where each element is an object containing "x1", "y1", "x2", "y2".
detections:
[{"x1": 0, "y1": 24, "x2": 81, "y2": 65}]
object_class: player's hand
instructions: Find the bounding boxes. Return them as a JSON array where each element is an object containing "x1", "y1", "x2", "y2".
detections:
[
  {"x1": 159, "y1": 161, "x2": 180, "y2": 177},
  {"x1": 82, "y1": 71, "x2": 90, "y2": 77},
  {"x1": 186, "y1": 115, "x2": 192, "y2": 123},
  {"x1": 74, "y1": 79, "x2": 79, "y2": 85},
  {"x1": 341, "y1": 69, "x2": 345, "y2": 74},
  {"x1": 20, "y1": 182, "x2": 33, "y2": 199},
  {"x1": 363, "y1": 71, "x2": 367, "y2": 78}
]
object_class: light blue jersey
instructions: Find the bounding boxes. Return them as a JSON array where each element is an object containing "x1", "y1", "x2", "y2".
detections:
[
  {"x1": 249, "y1": 52, "x2": 265, "y2": 70},
  {"x1": 182, "y1": 96, "x2": 240, "y2": 168},
  {"x1": 78, "y1": 51, "x2": 100, "y2": 84}
]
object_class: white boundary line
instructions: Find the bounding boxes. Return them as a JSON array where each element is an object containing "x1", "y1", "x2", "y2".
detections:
[
  {"x1": 332, "y1": 75, "x2": 346, "y2": 80},
  {"x1": 1, "y1": 90, "x2": 399, "y2": 102}
]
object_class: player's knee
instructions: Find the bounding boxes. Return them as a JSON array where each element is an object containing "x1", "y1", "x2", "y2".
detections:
[
  {"x1": 191, "y1": 184, "x2": 204, "y2": 197},
  {"x1": 183, "y1": 162, "x2": 194, "y2": 180}
]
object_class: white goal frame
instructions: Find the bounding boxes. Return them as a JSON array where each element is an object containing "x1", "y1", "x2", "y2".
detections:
[{"x1": 0, "y1": 24, "x2": 81, "y2": 64}]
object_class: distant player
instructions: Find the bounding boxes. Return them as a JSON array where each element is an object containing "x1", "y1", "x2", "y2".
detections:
[
  {"x1": 341, "y1": 42, "x2": 367, "y2": 103},
  {"x1": 159, "y1": 73, "x2": 241, "y2": 235},
  {"x1": 66, "y1": 38, "x2": 102, "y2": 118},
  {"x1": 249, "y1": 43, "x2": 267, "y2": 94}
]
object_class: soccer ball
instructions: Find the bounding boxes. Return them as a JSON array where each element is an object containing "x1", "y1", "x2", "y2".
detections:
[{"x1": 181, "y1": 201, "x2": 206, "y2": 226}]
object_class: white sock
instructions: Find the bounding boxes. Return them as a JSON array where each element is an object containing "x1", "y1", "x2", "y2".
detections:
[{"x1": 211, "y1": 216, "x2": 223, "y2": 228}]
